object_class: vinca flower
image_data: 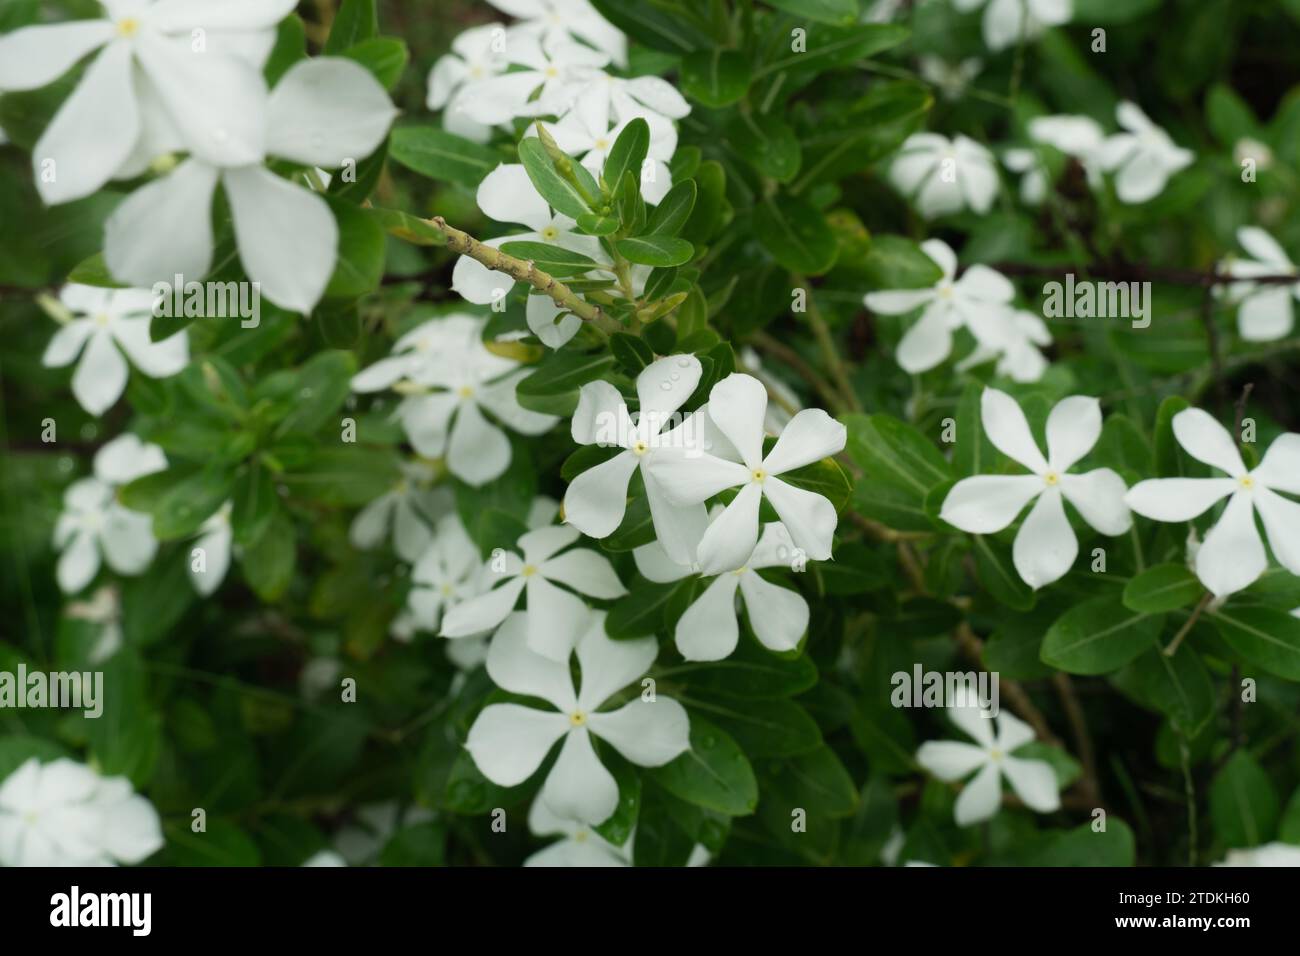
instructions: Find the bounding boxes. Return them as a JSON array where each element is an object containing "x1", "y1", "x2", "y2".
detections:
[
  {"x1": 486, "y1": 0, "x2": 627, "y2": 67},
  {"x1": 955, "y1": 309, "x2": 1053, "y2": 383},
  {"x1": 54, "y1": 434, "x2": 167, "y2": 594},
  {"x1": 889, "y1": 133, "x2": 999, "y2": 219},
  {"x1": 42, "y1": 283, "x2": 188, "y2": 416},
  {"x1": 940, "y1": 388, "x2": 1132, "y2": 589},
  {"x1": 635, "y1": 522, "x2": 809, "y2": 661},
  {"x1": 427, "y1": 22, "x2": 516, "y2": 142},
  {"x1": 1097, "y1": 101, "x2": 1194, "y2": 204},
  {"x1": 0, "y1": 757, "x2": 163, "y2": 866},
  {"x1": 453, "y1": 30, "x2": 607, "y2": 127},
  {"x1": 1126, "y1": 409, "x2": 1300, "y2": 598},
  {"x1": 406, "y1": 514, "x2": 484, "y2": 633},
  {"x1": 863, "y1": 239, "x2": 1019, "y2": 374},
  {"x1": 104, "y1": 57, "x2": 397, "y2": 313},
  {"x1": 0, "y1": 0, "x2": 296, "y2": 204},
  {"x1": 1216, "y1": 227, "x2": 1300, "y2": 342},
  {"x1": 525, "y1": 798, "x2": 630, "y2": 867},
  {"x1": 564, "y1": 354, "x2": 707, "y2": 564},
  {"x1": 349, "y1": 463, "x2": 446, "y2": 563},
  {"x1": 916, "y1": 706, "x2": 1061, "y2": 826},
  {"x1": 440, "y1": 525, "x2": 625, "y2": 660},
  {"x1": 188, "y1": 501, "x2": 232, "y2": 597},
  {"x1": 952, "y1": 0, "x2": 1071, "y2": 52},
  {"x1": 465, "y1": 611, "x2": 689, "y2": 824},
  {"x1": 647, "y1": 373, "x2": 847, "y2": 575}
]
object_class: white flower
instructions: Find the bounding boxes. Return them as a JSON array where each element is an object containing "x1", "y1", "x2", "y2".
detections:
[
  {"x1": 104, "y1": 57, "x2": 397, "y2": 313},
  {"x1": 43, "y1": 284, "x2": 188, "y2": 416},
  {"x1": 740, "y1": 347, "x2": 799, "y2": 434},
  {"x1": 453, "y1": 30, "x2": 608, "y2": 127},
  {"x1": 351, "y1": 314, "x2": 559, "y2": 487},
  {"x1": 1216, "y1": 227, "x2": 1300, "y2": 342},
  {"x1": 918, "y1": 56, "x2": 983, "y2": 101},
  {"x1": 916, "y1": 706, "x2": 1060, "y2": 826},
  {"x1": 1233, "y1": 137, "x2": 1273, "y2": 172},
  {"x1": 188, "y1": 501, "x2": 232, "y2": 596},
  {"x1": 1097, "y1": 101, "x2": 1194, "y2": 204},
  {"x1": 955, "y1": 308, "x2": 1053, "y2": 383},
  {"x1": 65, "y1": 585, "x2": 124, "y2": 663},
  {"x1": 1030, "y1": 114, "x2": 1106, "y2": 174},
  {"x1": 635, "y1": 522, "x2": 809, "y2": 661},
  {"x1": 1126, "y1": 409, "x2": 1300, "y2": 598},
  {"x1": 440, "y1": 524, "x2": 625, "y2": 660},
  {"x1": 864, "y1": 239, "x2": 1017, "y2": 374},
  {"x1": 564, "y1": 354, "x2": 707, "y2": 564},
  {"x1": 302, "y1": 850, "x2": 347, "y2": 867},
  {"x1": 525, "y1": 798, "x2": 630, "y2": 867},
  {"x1": 54, "y1": 434, "x2": 167, "y2": 594},
  {"x1": 646, "y1": 373, "x2": 847, "y2": 575},
  {"x1": 349, "y1": 463, "x2": 447, "y2": 562},
  {"x1": 332, "y1": 801, "x2": 434, "y2": 866},
  {"x1": 889, "y1": 133, "x2": 999, "y2": 219},
  {"x1": 407, "y1": 514, "x2": 483, "y2": 633},
  {"x1": 952, "y1": 0, "x2": 1071, "y2": 52},
  {"x1": 0, "y1": 757, "x2": 163, "y2": 866},
  {"x1": 1002, "y1": 147, "x2": 1049, "y2": 204},
  {"x1": 427, "y1": 22, "x2": 516, "y2": 142},
  {"x1": 486, "y1": 0, "x2": 627, "y2": 67},
  {"x1": 1215, "y1": 842, "x2": 1300, "y2": 867},
  {"x1": 940, "y1": 388, "x2": 1132, "y2": 589},
  {"x1": 0, "y1": 0, "x2": 297, "y2": 204},
  {"x1": 465, "y1": 611, "x2": 690, "y2": 824}
]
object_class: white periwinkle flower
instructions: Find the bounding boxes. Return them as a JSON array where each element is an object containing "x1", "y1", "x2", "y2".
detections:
[
  {"x1": 1097, "y1": 101, "x2": 1193, "y2": 204},
  {"x1": 0, "y1": 757, "x2": 163, "y2": 866},
  {"x1": 466, "y1": 611, "x2": 689, "y2": 824},
  {"x1": 940, "y1": 388, "x2": 1132, "y2": 589},
  {"x1": 0, "y1": 0, "x2": 297, "y2": 204},
  {"x1": 454, "y1": 30, "x2": 608, "y2": 127},
  {"x1": 564, "y1": 354, "x2": 706, "y2": 564},
  {"x1": 104, "y1": 58, "x2": 397, "y2": 313},
  {"x1": 407, "y1": 514, "x2": 484, "y2": 633},
  {"x1": 1126, "y1": 409, "x2": 1300, "y2": 598},
  {"x1": 952, "y1": 0, "x2": 1071, "y2": 52},
  {"x1": 488, "y1": 0, "x2": 627, "y2": 66},
  {"x1": 427, "y1": 22, "x2": 515, "y2": 142},
  {"x1": 864, "y1": 239, "x2": 1017, "y2": 374},
  {"x1": 43, "y1": 284, "x2": 188, "y2": 417},
  {"x1": 440, "y1": 525, "x2": 625, "y2": 660},
  {"x1": 1217, "y1": 227, "x2": 1300, "y2": 342},
  {"x1": 525, "y1": 798, "x2": 630, "y2": 867},
  {"x1": 636, "y1": 522, "x2": 809, "y2": 661},
  {"x1": 1215, "y1": 843, "x2": 1300, "y2": 867},
  {"x1": 188, "y1": 501, "x2": 232, "y2": 596},
  {"x1": 349, "y1": 463, "x2": 446, "y2": 563},
  {"x1": 889, "y1": 133, "x2": 999, "y2": 219},
  {"x1": 956, "y1": 309, "x2": 1053, "y2": 383},
  {"x1": 55, "y1": 434, "x2": 167, "y2": 594},
  {"x1": 917, "y1": 706, "x2": 1061, "y2": 826},
  {"x1": 918, "y1": 56, "x2": 983, "y2": 101},
  {"x1": 1029, "y1": 114, "x2": 1106, "y2": 178},
  {"x1": 351, "y1": 315, "x2": 560, "y2": 487}
]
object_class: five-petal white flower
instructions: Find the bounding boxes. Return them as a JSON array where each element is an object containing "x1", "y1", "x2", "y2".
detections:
[
  {"x1": 487, "y1": 0, "x2": 627, "y2": 67},
  {"x1": 1216, "y1": 227, "x2": 1300, "y2": 342},
  {"x1": 1097, "y1": 101, "x2": 1194, "y2": 204},
  {"x1": 426, "y1": 22, "x2": 516, "y2": 142},
  {"x1": 940, "y1": 388, "x2": 1132, "y2": 589},
  {"x1": 917, "y1": 706, "x2": 1061, "y2": 826},
  {"x1": 952, "y1": 0, "x2": 1071, "y2": 52},
  {"x1": 465, "y1": 611, "x2": 689, "y2": 824},
  {"x1": 647, "y1": 373, "x2": 847, "y2": 575},
  {"x1": 1126, "y1": 408, "x2": 1300, "y2": 598},
  {"x1": 43, "y1": 284, "x2": 188, "y2": 417},
  {"x1": 407, "y1": 514, "x2": 484, "y2": 633},
  {"x1": 525, "y1": 797, "x2": 630, "y2": 867},
  {"x1": 349, "y1": 463, "x2": 446, "y2": 563},
  {"x1": 889, "y1": 133, "x2": 999, "y2": 219}
]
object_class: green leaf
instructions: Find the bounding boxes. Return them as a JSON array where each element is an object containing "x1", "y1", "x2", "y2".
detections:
[
  {"x1": 646, "y1": 180, "x2": 697, "y2": 237},
  {"x1": 1212, "y1": 606, "x2": 1300, "y2": 680},
  {"x1": 1029, "y1": 820, "x2": 1136, "y2": 866},
  {"x1": 615, "y1": 235, "x2": 694, "y2": 268},
  {"x1": 153, "y1": 467, "x2": 235, "y2": 540},
  {"x1": 1210, "y1": 751, "x2": 1279, "y2": 848},
  {"x1": 690, "y1": 696, "x2": 823, "y2": 758},
  {"x1": 680, "y1": 49, "x2": 751, "y2": 107},
  {"x1": 324, "y1": 0, "x2": 377, "y2": 54},
  {"x1": 85, "y1": 650, "x2": 160, "y2": 786},
  {"x1": 776, "y1": 457, "x2": 853, "y2": 513},
  {"x1": 972, "y1": 535, "x2": 1036, "y2": 611},
  {"x1": 518, "y1": 137, "x2": 594, "y2": 221},
  {"x1": 660, "y1": 638, "x2": 818, "y2": 699},
  {"x1": 369, "y1": 206, "x2": 448, "y2": 246},
  {"x1": 1041, "y1": 597, "x2": 1163, "y2": 675},
  {"x1": 1123, "y1": 563, "x2": 1203, "y2": 613},
  {"x1": 765, "y1": 0, "x2": 859, "y2": 26},
  {"x1": 601, "y1": 117, "x2": 650, "y2": 194},
  {"x1": 324, "y1": 198, "x2": 386, "y2": 300},
  {"x1": 499, "y1": 241, "x2": 600, "y2": 276},
  {"x1": 843, "y1": 413, "x2": 951, "y2": 497},
  {"x1": 343, "y1": 36, "x2": 408, "y2": 90},
  {"x1": 728, "y1": 113, "x2": 801, "y2": 182},
  {"x1": 755, "y1": 24, "x2": 909, "y2": 79},
  {"x1": 1113, "y1": 644, "x2": 1215, "y2": 736},
  {"x1": 518, "y1": 352, "x2": 617, "y2": 397},
  {"x1": 605, "y1": 580, "x2": 678, "y2": 638},
  {"x1": 67, "y1": 252, "x2": 126, "y2": 288},
  {"x1": 650, "y1": 718, "x2": 758, "y2": 816},
  {"x1": 754, "y1": 194, "x2": 838, "y2": 275},
  {"x1": 860, "y1": 235, "x2": 943, "y2": 289},
  {"x1": 241, "y1": 508, "x2": 296, "y2": 601},
  {"x1": 609, "y1": 332, "x2": 655, "y2": 375},
  {"x1": 264, "y1": 14, "x2": 307, "y2": 86},
  {"x1": 232, "y1": 464, "x2": 276, "y2": 547},
  {"x1": 168, "y1": 820, "x2": 261, "y2": 866},
  {"x1": 388, "y1": 125, "x2": 500, "y2": 188},
  {"x1": 275, "y1": 350, "x2": 356, "y2": 436},
  {"x1": 588, "y1": 0, "x2": 713, "y2": 53}
]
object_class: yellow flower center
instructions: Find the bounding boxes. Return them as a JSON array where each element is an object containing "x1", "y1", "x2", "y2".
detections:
[
  {"x1": 1239, "y1": 475, "x2": 1255, "y2": 490},
  {"x1": 569, "y1": 710, "x2": 587, "y2": 727},
  {"x1": 93, "y1": 312, "x2": 111, "y2": 327},
  {"x1": 1043, "y1": 471, "x2": 1060, "y2": 486},
  {"x1": 116, "y1": 17, "x2": 140, "y2": 37},
  {"x1": 938, "y1": 284, "x2": 954, "y2": 300},
  {"x1": 751, "y1": 468, "x2": 766, "y2": 483},
  {"x1": 733, "y1": 566, "x2": 748, "y2": 576},
  {"x1": 545, "y1": 66, "x2": 559, "y2": 79},
  {"x1": 988, "y1": 747, "x2": 1003, "y2": 762},
  {"x1": 541, "y1": 226, "x2": 559, "y2": 241},
  {"x1": 573, "y1": 829, "x2": 589, "y2": 843},
  {"x1": 631, "y1": 439, "x2": 649, "y2": 456},
  {"x1": 457, "y1": 385, "x2": 475, "y2": 399},
  {"x1": 521, "y1": 564, "x2": 538, "y2": 578},
  {"x1": 440, "y1": 583, "x2": 454, "y2": 597},
  {"x1": 595, "y1": 138, "x2": 610, "y2": 151}
]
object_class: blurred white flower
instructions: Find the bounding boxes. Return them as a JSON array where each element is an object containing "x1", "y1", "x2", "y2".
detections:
[
  {"x1": 302, "y1": 849, "x2": 348, "y2": 866},
  {"x1": 465, "y1": 611, "x2": 689, "y2": 824},
  {"x1": 1215, "y1": 842, "x2": 1300, "y2": 867},
  {"x1": 452, "y1": 31, "x2": 607, "y2": 127},
  {"x1": 1098, "y1": 101, "x2": 1193, "y2": 204},
  {"x1": 955, "y1": 308, "x2": 1053, "y2": 383},
  {"x1": 427, "y1": 22, "x2": 516, "y2": 142},
  {"x1": 486, "y1": 0, "x2": 627, "y2": 67},
  {"x1": 406, "y1": 513, "x2": 484, "y2": 633},
  {"x1": 187, "y1": 501, "x2": 232, "y2": 596},
  {"x1": 952, "y1": 0, "x2": 1071, "y2": 52},
  {"x1": 889, "y1": 133, "x2": 999, "y2": 219},
  {"x1": 349, "y1": 463, "x2": 446, "y2": 563},
  {"x1": 918, "y1": 56, "x2": 983, "y2": 101},
  {"x1": 43, "y1": 284, "x2": 188, "y2": 417},
  {"x1": 525, "y1": 798, "x2": 630, "y2": 866},
  {"x1": 1216, "y1": 227, "x2": 1300, "y2": 342},
  {"x1": 941, "y1": 388, "x2": 1131, "y2": 589},
  {"x1": 916, "y1": 706, "x2": 1060, "y2": 826},
  {"x1": 1126, "y1": 409, "x2": 1300, "y2": 598}
]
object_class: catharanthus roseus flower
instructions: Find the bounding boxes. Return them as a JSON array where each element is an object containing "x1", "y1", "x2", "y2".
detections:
[
  {"x1": 104, "y1": 57, "x2": 397, "y2": 313},
  {"x1": 564, "y1": 354, "x2": 707, "y2": 564},
  {"x1": 955, "y1": 309, "x2": 1053, "y2": 383},
  {"x1": 188, "y1": 501, "x2": 232, "y2": 597},
  {"x1": 465, "y1": 611, "x2": 689, "y2": 824},
  {"x1": 525, "y1": 798, "x2": 630, "y2": 867},
  {"x1": 452, "y1": 30, "x2": 608, "y2": 127},
  {"x1": 0, "y1": 0, "x2": 296, "y2": 203},
  {"x1": 635, "y1": 521, "x2": 809, "y2": 661},
  {"x1": 1097, "y1": 101, "x2": 1194, "y2": 204},
  {"x1": 54, "y1": 434, "x2": 167, "y2": 594},
  {"x1": 1216, "y1": 227, "x2": 1300, "y2": 342},
  {"x1": 426, "y1": 22, "x2": 516, "y2": 142},
  {"x1": 440, "y1": 524, "x2": 625, "y2": 660},
  {"x1": 863, "y1": 240, "x2": 1030, "y2": 375},
  {"x1": 0, "y1": 757, "x2": 163, "y2": 866},
  {"x1": 349, "y1": 464, "x2": 446, "y2": 563},
  {"x1": 406, "y1": 514, "x2": 484, "y2": 633},
  {"x1": 952, "y1": 0, "x2": 1071, "y2": 52},
  {"x1": 647, "y1": 373, "x2": 846, "y2": 575},
  {"x1": 916, "y1": 706, "x2": 1061, "y2": 826},
  {"x1": 486, "y1": 0, "x2": 627, "y2": 67},
  {"x1": 1125, "y1": 408, "x2": 1300, "y2": 598},
  {"x1": 351, "y1": 314, "x2": 560, "y2": 487},
  {"x1": 42, "y1": 283, "x2": 188, "y2": 416},
  {"x1": 940, "y1": 388, "x2": 1132, "y2": 589},
  {"x1": 889, "y1": 133, "x2": 999, "y2": 219}
]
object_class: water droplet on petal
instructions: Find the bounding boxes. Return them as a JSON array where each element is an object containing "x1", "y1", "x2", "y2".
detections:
[
  {"x1": 660, "y1": 381, "x2": 672, "y2": 391},
  {"x1": 676, "y1": 358, "x2": 692, "y2": 367},
  {"x1": 670, "y1": 372, "x2": 680, "y2": 381}
]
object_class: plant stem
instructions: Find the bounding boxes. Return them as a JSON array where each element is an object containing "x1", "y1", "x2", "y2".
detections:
[
  {"x1": 795, "y1": 276, "x2": 862, "y2": 412},
  {"x1": 1164, "y1": 592, "x2": 1213, "y2": 656},
  {"x1": 1053, "y1": 672, "x2": 1103, "y2": 810},
  {"x1": 750, "y1": 329, "x2": 848, "y2": 413}
]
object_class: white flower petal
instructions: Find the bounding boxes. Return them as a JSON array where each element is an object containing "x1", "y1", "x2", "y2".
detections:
[
  {"x1": 588, "y1": 697, "x2": 690, "y2": 767},
  {"x1": 94, "y1": 433, "x2": 166, "y2": 484},
  {"x1": 1172, "y1": 408, "x2": 1246, "y2": 477},
  {"x1": 539, "y1": 727, "x2": 618, "y2": 824},
  {"x1": 452, "y1": 242, "x2": 515, "y2": 304},
  {"x1": 1000, "y1": 756, "x2": 1060, "y2": 812},
  {"x1": 949, "y1": 703, "x2": 996, "y2": 747},
  {"x1": 643, "y1": 449, "x2": 750, "y2": 506},
  {"x1": 0, "y1": 21, "x2": 113, "y2": 91},
  {"x1": 738, "y1": 571, "x2": 807, "y2": 653},
  {"x1": 476, "y1": 370, "x2": 560, "y2": 437},
  {"x1": 695, "y1": 482, "x2": 763, "y2": 576},
  {"x1": 1195, "y1": 491, "x2": 1267, "y2": 598},
  {"x1": 465, "y1": 704, "x2": 569, "y2": 787},
  {"x1": 994, "y1": 710, "x2": 1035, "y2": 751},
  {"x1": 265, "y1": 58, "x2": 396, "y2": 167},
  {"x1": 954, "y1": 761, "x2": 1002, "y2": 825},
  {"x1": 526, "y1": 294, "x2": 582, "y2": 349},
  {"x1": 540, "y1": 547, "x2": 625, "y2": 599},
  {"x1": 637, "y1": 354, "x2": 703, "y2": 426},
  {"x1": 575, "y1": 617, "x2": 658, "y2": 710},
  {"x1": 97, "y1": 792, "x2": 163, "y2": 863},
  {"x1": 1255, "y1": 434, "x2": 1300, "y2": 495},
  {"x1": 762, "y1": 409, "x2": 847, "y2": 476},
  {"x1": 1045, "y1": 396, "x2": 1102, "y2": 473},
  {"x1": 519, "y1": 525, "x2": 580, "y2": 564},
  {"x1": 446, "y1": 400, "x2": 511, "y2": 486},
  {"x1": 402, "y1": 393, "x2": 460, "y2": 457},
  {"x1": 981, "y1": 387, "x2": 1049, "y2": 474},
  {"x1": 571, "y1": 379, "x2": 632, "y2": 446},
  {"x1": 1253, "y1": 487, "x2": 1300, "y2": 576},
  {"x1": 147, "y1": 0, "x2": 299, "y2": 31},
  {"x1": 42, "y1": 320, "x2": 94, "y2": 368},
  {"x1": 72, "y1": 330, "x2": 128, "y2": 416},
  {"x1": 643, "y1": 473, "x2": 707, "y2": 567},
  {"x1": 112, "y1": 318, "x2": 188, "y2": 378},
  {"x1": 440, "y1": 575, "x2": 525, "y2": 638},
  {"x1": 57, "y1": 532, "x2": 100, "y2": 594},
  {"x1": 916, "y1": 741, "x2": 987, "y2": 781},
  {"x1": 477, "y1": 163, "x2": 553, "y2": 231},
  {"x1": 675, "y1": 574, "x2": 741, "y2": 661},
  {"x1": 562, "y1": 450, "x2": 638, "y2": 539},
  {"x1": 941, "y1": 475, "x2": 1042, "y2": 533},
  {"x1": 1238, "y1": 286, "x2": 1294, "y2": 342},
  {"x1": 1059, "y1": 468, "x2": 1132, "y2": 535},
  {"x1": 104, "y1": 158, "x2": 219, "y2": 287},
  {"x1": 1012, "y1": 486, "x2": 1076, "y2": 589},
  {"x1": 896, "y1": 301, "x2": 953, "y2": 373},
  {"x1": 486, "y1": 612, "x2": 578, "y2": 711},
  {"x1": 761, "y1": 477, "x2": 837, "y2": 562},
  {"x1": 706, "y1": 374, "x2": 768, "y2": 468},
  {"x1": 865, "y1": 288, "x2": 935, "y2": 314},
  {"x1": 1126, "y1": 477, "x2": 1237, "y2": 522},
  {"x1": 524, "y1": 574, "x2": 592, "y2": 661}
]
